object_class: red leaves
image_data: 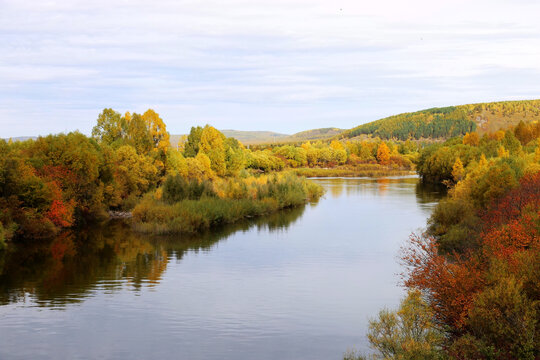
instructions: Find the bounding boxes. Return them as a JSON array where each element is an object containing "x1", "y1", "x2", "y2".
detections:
[
  {"x1": 40, "y1": 166, "x2": 77, "y2": 229},
  {"x1": 402, "y1": 234, "x2": 485, "y2": 331},
  {"x1": 402, "y1": 171, "x2": 540, "y2": 333},
  {"x1": 481, "y1": 172, "x2": 540, "y2": 261}
]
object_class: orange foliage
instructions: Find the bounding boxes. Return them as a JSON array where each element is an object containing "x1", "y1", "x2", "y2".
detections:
[
  {"x1": 402, "y1": 171, "x2": 540, "y2": 334},
  {"x1": 401, "y1": 234, "x2": 485, "y2": 330},
  {"x1": 480, "y1": 172, "x2": 540, "y2": 262}
]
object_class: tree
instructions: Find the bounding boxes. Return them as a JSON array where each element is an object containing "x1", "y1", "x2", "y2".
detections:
[
  {"x1": 126, "y1": 113, "x2": 153, "y2": 154},
  {"x1": 199, "y1": 125, "x2": 227, "y2": 175},
  {"x1": 92, "y1": 108, "x2": 125, "y2": 146},
  {"x1": 377, "y1": 142, "x2": 391, "y2": 165},
  {"x1": 452, "y1": 158, "x2": 464, "y2": 182},
  {"x1": 402, "y1": 234, "x2": 485, "y2": 330},
  {"x1": 463, "y1": 132, "x2": 480, "y2": 146},
  {"x1": 184, "y1": 126, "x2": 203, "y2": 158},
  {"x1": 141, "y1": 109, "x2": 170, "y2": 153},
  {"x1": 465, "y1": 276, "x2": 538, "y2": 359},
  {"x1": 367, "y1": 289, "x2": 444, "y2": 359}
]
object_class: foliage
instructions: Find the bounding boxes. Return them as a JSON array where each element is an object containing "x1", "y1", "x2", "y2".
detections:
[
  {"x1": 376, "y1": 143, "x2": 391, "y2": 165},
  {"x1": 183, "y1": 126, "x2": 203, "y2": 158},
  {"x1": 132, "y1": 173, "x2": 324, "y2": 234},
  {"x1": 402, "y1": 163, "x2": 540, "y2": 359},
  {"x1": 366, "y1": 289, "x2": 444, "y2": 360},
  {"x1": 162, "y1": 174, "x2": 215, "y2": 203}
]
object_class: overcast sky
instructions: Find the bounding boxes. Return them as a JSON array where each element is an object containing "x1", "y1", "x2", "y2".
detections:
[{"x1": 1, "y1": 0, "x2": 540, "y2": 137}]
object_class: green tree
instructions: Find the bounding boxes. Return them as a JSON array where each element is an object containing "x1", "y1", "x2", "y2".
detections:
[
  {"x1": 367, "y1": 289, "x2": 444, "y2": 360},
  {"x1": 126, "y1": 113, "x2": 153, "y2": 154},
  {"x1": 199, "y1": 125, "x2": 227, "y2": 175},
  {"x1": 92, "y1": 108, "x2": 125, "y2": 146},
  {"x1": 184, "y1": 126, "x2": 203, "y2": 158}
]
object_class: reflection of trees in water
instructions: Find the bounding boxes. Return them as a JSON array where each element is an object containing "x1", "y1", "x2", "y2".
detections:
[
  {"x1": 156, "y1": 204, "x2": 307, "y2": 261},
  {"x1": 0, "y1": 204, "x2": 309, "y2": 307},
  {"x1": 415, "y1": 182, "x2": 447, "y2": 204},
  {"x1": 376, "y1": 177, "x2": 390, "y2": 196},
  {"x1": 329, "y1": 181, "x2": 344, "y2": 198}
]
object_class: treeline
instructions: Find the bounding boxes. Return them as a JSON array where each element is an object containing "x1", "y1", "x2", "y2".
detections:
[
  {"x1": 341, "y1": 99, "x2": 540, "y2": 141},
  {"x1": 249, "y1": 139, "x2": 419, "y2": 171},
  {"x1": 0, "y1": 105, "x2": 423, "y2": 245},
  {"x1": 0, "y1": 109, "x2": 329, "y2": 245},
  {"x1": 0, "y1": 109, "x2": 175, "y2": 245},
  {"x1": 350, "y1": 121, "x2": 540, "y2": 359}
]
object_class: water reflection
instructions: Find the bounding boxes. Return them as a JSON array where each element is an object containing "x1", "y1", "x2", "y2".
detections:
[
  {"x1": 313, "y1": 176, "x2": 444, "y2": 203},
  {"x1": 0, "y1": 205, "x2": 307, "y2": 307},
  {"x1": 0, "y1": 177, "x2": 445, "y2": 360}
]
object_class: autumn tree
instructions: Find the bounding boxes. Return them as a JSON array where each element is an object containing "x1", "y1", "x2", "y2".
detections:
[
  {"x1": 126, "y1": 113, "x2": 153, "y2": 154},
  {"x1": 367, "y1": 289, "x2": 444, "y2": 359},
  {"x1": 141, "y1": 109, "x2": 170, "y2": 153},
  {"x1": 463, "y1": 132, "x2": 479, "y2": 146},
  {"x1": 452, "y1": 158, "x2": 464, "y2": 182},
  {"x1": 376, "y1": 142, "x2": 391, "y2": 165},
  {"x1": 184, "y1": 126, "x2": 203, "y2": 158},
  {"x1": 92, "y1": 108, "x2": 125, "y2": 146},
  {"x1": 199, "y1": 125, "x2": 227, "y2": 175}
]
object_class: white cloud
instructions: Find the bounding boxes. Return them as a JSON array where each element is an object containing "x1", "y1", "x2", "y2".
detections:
[{"x1": 1, "y1": 0, "x2": 540, "y2": 136}]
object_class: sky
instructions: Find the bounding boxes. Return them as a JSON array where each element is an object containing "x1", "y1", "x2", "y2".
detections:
[{"x1": 1, "y1": 0, "x2": 540, "y2": 137}]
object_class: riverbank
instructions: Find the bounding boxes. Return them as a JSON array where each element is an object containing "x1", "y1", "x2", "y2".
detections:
[{"x1": 292, "y1": 165, "x2": 414, "y2": 178}]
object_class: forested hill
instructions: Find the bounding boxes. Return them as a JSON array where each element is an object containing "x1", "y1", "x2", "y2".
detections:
[{"x1": 339, "y1": 99, "x2": 540, "y2": 141}]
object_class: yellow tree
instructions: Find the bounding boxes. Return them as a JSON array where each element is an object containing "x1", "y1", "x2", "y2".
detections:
[
  {"x1": 497, "y1": 145, "x2": 509, "y2": 158},
  {"x1": 376, "y1": 142, "x2": 391, "y2": 165},
  {"x1": 142, "y1": 109, "x2": 170, "y2": 153},
  {"x1": 199, "y1": 125, "x2": 227, "y2": 175},
  {"x1": 452, "y1": 157, "x2": 464, "y2": 182},
  {"x1": 463, "y1": 132, "x2": 480, "y2": 146}
]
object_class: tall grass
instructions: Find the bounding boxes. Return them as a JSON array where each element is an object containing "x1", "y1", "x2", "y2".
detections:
[{"x1": 132, "y1": 173, "x2": 324, "y2": 234}]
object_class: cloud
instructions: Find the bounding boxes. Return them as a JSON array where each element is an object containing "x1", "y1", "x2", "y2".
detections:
[{"x1": 1, "y1": 0, "x2": 540, "y2": 136}]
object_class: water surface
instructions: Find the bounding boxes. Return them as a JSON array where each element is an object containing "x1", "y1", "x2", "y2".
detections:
[{"x1": 0, "y1": 177, "x2": 444, "y2": 360}]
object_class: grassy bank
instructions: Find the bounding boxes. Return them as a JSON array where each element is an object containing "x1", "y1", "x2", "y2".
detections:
[
  {"x1": 131, "y1": 173, "x2": 324, "y2": 234},
  {"x1": 292, "y1": 165, "x2": 415, "y2": 178}
]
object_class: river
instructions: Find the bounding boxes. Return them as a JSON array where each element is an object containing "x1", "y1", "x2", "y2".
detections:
[{"x1": 0, "y1": 176, "x2": 444, "y2": 360}]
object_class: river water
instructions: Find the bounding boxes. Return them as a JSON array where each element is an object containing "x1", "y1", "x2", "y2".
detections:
[{"x1": 0, "y1": 176, "x2": 444, "y2": 360}]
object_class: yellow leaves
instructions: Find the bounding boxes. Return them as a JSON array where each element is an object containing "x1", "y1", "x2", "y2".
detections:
[
  {"x1": 185, "y1": 153, "x2": 215, "y2": 181},
  {"x1": 376, "y1": 142, "x2": 391, "y2": 165},
  {"x1": 300, "y1": 141, "x2": 311, "y2": 150},
  {"x1": 142, "y1": 109, "x2": 170, "y2": 152},
  {"x1": 497, "y1": 145, "x2": 509, "y2": 158},
  {"x1": 463, "y1": 132, "x2": 480, "y2": 146},
  {"x1": 493, "y1": 130, "x2": 505, "y2": 141},
  {"x1": 199, "y1": 125, "x2": 227, "y2": 175},
  {"x1": 329, "y1": 140, "x2": 344, "y2": 151},
  {"x1": 452, "y1": 157, "x2": 464, "y2": 182},
  {"x1": 166, "y1": 149, "x2": 188, "y2": 177},
  {"x1": 154, "y1": 187, "x2": 163, "y2": 200}
]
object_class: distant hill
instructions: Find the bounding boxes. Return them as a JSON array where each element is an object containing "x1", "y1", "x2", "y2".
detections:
[
  {"x1": 281, "y1": 127, "x2": 343, "y2": 142},
  {"x1": 339, "y1": 100, "x2": 540, "y2": 141},
  {"x1": 2, "y1": 136, "x2": 38, "y2": 142},
  {"x1": 220, "y1": 130, "x2": 288, "y2": 144},
  {"x1": 170, "y1": 128, "x2": 343, "y2": 146}
]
